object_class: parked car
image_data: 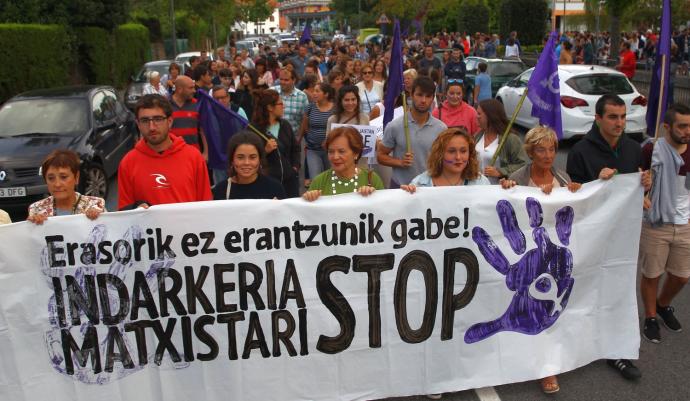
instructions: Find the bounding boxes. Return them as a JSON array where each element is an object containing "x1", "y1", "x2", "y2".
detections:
[
  {"x1": 236, "y1": 40, "x2": 260, "y2": 57},
  {"x1": 463, "y1": 57, "x2": 526, "y2": 104},
  {"x1": 174, "y1": 51, "x2": 214, "y2": 75},
  {"x1": 0, "y1": 86, "x2": 138, "y2": 214},
  {"x1": 495, "y1": 65, "x2": 648, "y2": 140},
  {"x1": 124, "y1": 60, "x2": 172, "y2": 110}
]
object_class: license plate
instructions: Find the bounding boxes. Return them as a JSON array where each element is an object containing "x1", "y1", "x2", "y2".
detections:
[{"x1": 0, "y1": 187, "x2": 26, "y2": 198}]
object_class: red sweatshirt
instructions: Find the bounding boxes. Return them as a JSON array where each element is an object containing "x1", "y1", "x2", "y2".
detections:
[{"x1": 118, "y1": 135, "x2": 212, "y2": 210}]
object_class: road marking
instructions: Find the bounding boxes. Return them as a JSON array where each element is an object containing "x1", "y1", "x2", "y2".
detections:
[{"x1": 475, "y1": 386, "x2": 501, "y2": 401}]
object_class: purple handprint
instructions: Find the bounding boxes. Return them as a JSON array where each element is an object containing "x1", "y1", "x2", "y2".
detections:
[{"x1": 464, "y1": 197, "x2": 575, "y2": 344}]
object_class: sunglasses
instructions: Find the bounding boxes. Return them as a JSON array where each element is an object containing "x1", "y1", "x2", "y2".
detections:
[{"x1": 448, "y1": 78, "x2": 464, "y2": 84}]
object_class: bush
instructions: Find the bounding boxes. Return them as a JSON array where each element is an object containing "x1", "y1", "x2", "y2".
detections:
[
  {"x1": 113, "y1": 23, "x2": 149, "y2": 87},
  {"x1": 75, "y1": 27, "x2": 112, "y2": 84},
  {"x1": 458, "y1": 0, "x2": 490, "y2": 35},
  {"x1": 0, "y1": 24, "x2": 71, "y2": 102},
  {"x1": 498, "y1": 0, "x2": 548, "y2": 46}
]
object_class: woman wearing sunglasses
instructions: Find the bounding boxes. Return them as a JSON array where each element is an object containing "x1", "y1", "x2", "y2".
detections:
[{"x1": 355, "y1": 63, "x2": 383, "y2": 115}]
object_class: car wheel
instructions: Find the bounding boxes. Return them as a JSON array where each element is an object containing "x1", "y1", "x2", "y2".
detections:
[{"x1": 81, "y1": 164, "x2": 108, "y2": 198}]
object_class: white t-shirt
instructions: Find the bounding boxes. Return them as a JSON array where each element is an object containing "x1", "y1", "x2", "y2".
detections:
[
  {"x1": 674, "y1": 175, "x2": 690, "y2": 224},
  {"x1": 505, "y1": 44, "x2": 520, "y2": 58},
  {"x1": 477, "y1": 134, "x2": 499, "y2": 184}
]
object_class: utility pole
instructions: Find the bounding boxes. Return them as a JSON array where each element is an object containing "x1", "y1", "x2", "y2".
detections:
[{"x1": 170, "y1": 0, "x2": 177, "y2": 57}]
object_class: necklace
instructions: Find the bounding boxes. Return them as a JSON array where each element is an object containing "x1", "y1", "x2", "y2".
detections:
[
  {"x1": 52, "y1": 193, "x2": 82, "y2": 215},
  {"x1": 331, "y1": 167, "x2": 359, "y2": 194}
]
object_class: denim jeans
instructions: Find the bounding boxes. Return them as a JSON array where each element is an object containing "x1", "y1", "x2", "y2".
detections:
[{"x1": 306, "y1": 149, "x2": 330, "y2": 178}]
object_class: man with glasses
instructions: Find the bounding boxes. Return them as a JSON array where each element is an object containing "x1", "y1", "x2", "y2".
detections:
[
  {"x1": 118, "y1": 94, "x2": 212, "y2": 210},
  {"x1": 432, "y1": 80, "x2": 478, "y2": 134}
]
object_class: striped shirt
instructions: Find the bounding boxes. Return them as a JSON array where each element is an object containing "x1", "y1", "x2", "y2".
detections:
[
  {"x1": 305, "y1": 103, "x2": 334, "y2": 150},
  {"x1": 170, "y1": 98, "x2": 201, "y2": 149}
]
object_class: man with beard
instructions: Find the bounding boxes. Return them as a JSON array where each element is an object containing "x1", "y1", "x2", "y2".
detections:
[
  {"x1": 377, "y1": 76, "x2": 447, "y2": 188},
  {"x1": 118, "y1": 94, "x2": 212, "y2": 210},
  {"x1": 639, "y1": 103, "x2": 690, "y2": 344}
]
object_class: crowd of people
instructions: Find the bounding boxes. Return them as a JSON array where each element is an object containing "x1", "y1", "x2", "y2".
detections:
[{"x1": 1, "y1": 28, "x2": 689, "y2": 399}]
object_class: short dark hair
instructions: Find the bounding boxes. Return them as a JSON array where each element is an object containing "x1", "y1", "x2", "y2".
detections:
[
  {"x1": 169, "y1": 62, "x2": 181, "y2": 73},
  {"x1": 211, "y1": 85, "x2": 227, "y2": 95},
  {"x1": 135, "y1": 94, "x2": 173, "y2": 118},
  {"x1": 595, "y1": 94, "x2": 625, "y2": 116},
  {"x1": 219, "y1": 68, "x2": 232, "y2": 78},
  {"x1": 41, "y1": 149, "x2": 81, "y2": 179},
  {"x1": 189, "y1": 55, "x2": 199, "y2": 64},
  {"x1": 280, "y1": 67, "x2": 299, "y2": 82},
  {"x1": 411, "y1": 76, "x2": 436, "y2": 96},
  {"x1": 478, "y1": 62, "x2": 488, "y2": 73},
  {"x1": 193, "y1": 65, "x2": 209, "y2": 81},
  {"x1": 664, "y1": 103, "x2": 690, "y2": 126},
  {"x1": 317, "y1": 82, "x2": 335, "y2": 101}
]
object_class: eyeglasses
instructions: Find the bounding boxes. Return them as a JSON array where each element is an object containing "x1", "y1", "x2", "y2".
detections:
[
  {"x1": 137, "y1": 116, "x2": 167, "y2": 125},
  {"x1": 448, "y1": 78, "x2": 464, "y2": 84}
]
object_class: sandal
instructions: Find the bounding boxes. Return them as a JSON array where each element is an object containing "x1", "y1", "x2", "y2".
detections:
[{"x1": 540, "y1": 375, "x2": 560, "y2": 394}]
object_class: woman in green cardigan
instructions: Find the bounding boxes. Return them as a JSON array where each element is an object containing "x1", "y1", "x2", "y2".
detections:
[
  {"x1": 475, "y1": 99, "x2": 528, "y2": 184},
  {"x1": 303, "y1": 126, "x2": 384, "y2": 201}
]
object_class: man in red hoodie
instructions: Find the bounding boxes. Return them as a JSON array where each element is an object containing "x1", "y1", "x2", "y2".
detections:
[{"x1": 118, "y1": 94, "x2": 212, "y2": 210}]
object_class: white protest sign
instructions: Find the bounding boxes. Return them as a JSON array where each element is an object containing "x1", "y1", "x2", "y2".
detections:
[
  {"x1": 0, "y1": 175, "x2": 643, "y2": 401},
  {"x1": 331, "y1": 123, "x2": 377, "y2": 158}
]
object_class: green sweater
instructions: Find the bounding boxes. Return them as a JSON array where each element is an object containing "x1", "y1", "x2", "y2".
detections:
[
  {"x1": 309, "y1": 168, "x2": 385, "y2": 195},
  {"x1": 475, "y1": 131, "x2": 529, "y2": 178}
]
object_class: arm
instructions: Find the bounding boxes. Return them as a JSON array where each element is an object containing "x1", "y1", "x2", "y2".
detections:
[
  {"x1": 473, "y1": 84, "x2": 480, "y2": 105},
  {"x1": 298, "y1": 112, "x2": 308, "y2": 143},
  {"x1": 369, "y1": 105, "x2": 381, "y2": 120},
  {"x1": 496, "y1": 134, "x2": 529, "y2": 177},
  {"x1": 376, "y1": 143, "x2": 403, "y2": 168}
]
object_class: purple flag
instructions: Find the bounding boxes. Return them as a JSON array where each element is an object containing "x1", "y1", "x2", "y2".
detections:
[
  {"x1": 383, "y1": 19, "x2": 404, "y2": 128},
  {"x1": 526, "y1": 31, "x2": 563, "y2": 139},
  {"x1": 646, "y1": 0, "x2": 671, "y2": 137},
  {"x1": 299, "y1": 21, "x2": 312, "y2": 45},
  {"x1": 197, "y1": 89, "x2": 248, "y2": 170}
]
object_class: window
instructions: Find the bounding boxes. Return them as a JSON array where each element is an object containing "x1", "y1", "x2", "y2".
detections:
[{"x1": 566, "y1": 74, "x2": 634, "y2": 95}]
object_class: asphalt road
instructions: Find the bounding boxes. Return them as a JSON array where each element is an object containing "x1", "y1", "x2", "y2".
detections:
[{"x1": 17, "y1": 136, "x2": 690, "y2": 401}]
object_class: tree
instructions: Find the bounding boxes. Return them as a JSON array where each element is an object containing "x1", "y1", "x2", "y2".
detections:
[
  {"x1": 457, "y1": 0, "x2": 490, "y2": 35},
  {"x1": 0, "y1": 0, "x2": 128, "y2": 29},
  {"x1": 499, "y1": 0, "x2": 548, "y2": 46},
  {"x1": 604, "y1": 0, "x2": 634, "y2": 63}
]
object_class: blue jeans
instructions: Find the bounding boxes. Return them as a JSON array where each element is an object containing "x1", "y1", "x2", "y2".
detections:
[{"x1": 306, "y1": 149, "x2": 330, "y2": 178}]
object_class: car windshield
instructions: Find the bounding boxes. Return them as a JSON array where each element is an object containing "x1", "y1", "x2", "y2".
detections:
[
  {"x1": 133, "y1": 63, "x2": 171, "y2": 83},
  {"x1": 566, "y1": 74, "x2": 634, "y2": 95},
  {"x1": 490, "y1": 62, "x2": 524, "y2": 77},
  {"x1": 0, "y1": 98, "x2": 88, "y2": 137}
]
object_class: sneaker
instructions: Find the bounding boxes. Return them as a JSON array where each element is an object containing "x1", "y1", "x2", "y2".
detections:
[
  {"x1": 657, "y1": 304, "x2": 682, "y2": 332},
  {"x1": 607, "y1": 359, "x2": 642, "y2": 380},
  {"x1": 643, "y1": 317, "x2": 661, "y2": 343},
  {"x1": 426, "y1": 395, "x2": 442, "y2": 400}
]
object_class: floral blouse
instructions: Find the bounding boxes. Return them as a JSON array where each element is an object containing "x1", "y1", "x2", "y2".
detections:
[{"x1": 28, "y1": 192, "x2": 106, "y2": 217}]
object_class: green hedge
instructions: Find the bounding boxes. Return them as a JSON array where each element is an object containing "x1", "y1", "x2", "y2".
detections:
[
  {"x1": 0, "y1": 24, "x2": 71, "y2": 102},
  {"x1": 76, "y1": 27, "x2": 112, "y2": 84},
  {"x1": 113, "y1": 23, "x2": 149, "y2": 87}
]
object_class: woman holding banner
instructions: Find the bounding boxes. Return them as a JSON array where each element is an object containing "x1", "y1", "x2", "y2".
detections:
[
  {"x1": 498, "y1": 126, "x2": 580, "y2": 394},
  {"x1": 27, "y1": 150, "x2": 105, "y2": 225},
  {"x1": 475, "y1": 99, "x2": 529, "y2": 184},
  {"x1": 500, "y1": 126, "x2": 581, "y2": 196},
  {"x1": 302, "y1": 126, "x2": 384, "y2": 201},
  {"x1": 401, "y1": 127, "x2": 490, "y2": 192},
  {"x1": 212, "y1": 132, "x2": 286, "y2": 200}
]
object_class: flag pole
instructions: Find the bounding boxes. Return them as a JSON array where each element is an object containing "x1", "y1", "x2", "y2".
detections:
[
  {"x1": 653, "y1": 54, "x2": 667, "y2": 142},
  {"x1": 402, "y1": 92, "x2": 411, "y2": 153},
  {"x1": 246, "y1": 123, "x2": 270, "y2": 142},
  {"x1": 490, "y1": 88, "x2": 529, "y2": 165}
]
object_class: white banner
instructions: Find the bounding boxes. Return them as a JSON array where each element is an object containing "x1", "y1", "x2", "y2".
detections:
[{"x1": 0, "y1": 174, "x2": 643, "y2": 401}]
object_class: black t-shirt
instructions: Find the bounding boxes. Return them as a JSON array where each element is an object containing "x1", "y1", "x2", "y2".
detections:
[{"x1": 212, "y1": 174, "x2": 286, "y2": 200}]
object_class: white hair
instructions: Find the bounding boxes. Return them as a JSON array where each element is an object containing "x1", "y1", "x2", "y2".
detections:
[{"x1": 148, "y1": 71, "x2": 160, "y2": 81}]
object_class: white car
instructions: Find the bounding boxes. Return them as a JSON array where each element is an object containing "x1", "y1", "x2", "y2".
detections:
[
  {"x1": 174, "y1": 51, "x2": 214, "y2": 74},
  {"x1": 496, "y1": 65, "x2": 648, "y2": 140}
]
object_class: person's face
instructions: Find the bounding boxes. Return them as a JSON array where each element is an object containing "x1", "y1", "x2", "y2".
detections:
[
  {"x1": 256, "y1": 64, "x2": 265, "y2": 74},
  {"x1": 305, "y1": 66, "x2": 316, "y2": 76},
  {"x1": 136, "y1": 107, "x2": 172, "y2": 146},
  {"x1": 213, "y1": 89, "x2": 231, "y2": 107},
  {"x1": 666, "y1": 113, "x2": 690, "y2": 145},
  {"x1": 45, "y1": 166, "x2": 79, "y2": 203},
  {"x1": 346, "y1": 60, "x2": 354, "y2": 74},
  {"x1": 341, "y1": 92, "x2": 358, "y2": 113},
  {"x1": 220, "y1": 75, "x2": 232, "y2": 87},
  {"x1": 201, "y1": 72, "x2": 212, "y2": 85},
  {"x1": 477, "y1": 106, "x2": 488, "y2": 130},
  {"x1": 403, "y1": 74, "x2": 413, "y2": 91},
  {"x1": 375, "y1": 62, "x2": 384, "y2": 73},
  {"x1": 232, "y1": 144, "x2": 260, "y2": 180},
  {"x1": 210, "y1": 61, "x2": 218, "y2": 72},
  {"x1": 285, "y1": 63, "x2": 295, "y2": 72},
  {"x1": 442, "y1": 135, "x2": 470, "y2": 176},
  {"x1": 530, "y1": 139, "x2": 557, "y2": 170},
  {"x1": 299, "y1": 46, "x2": 308, "y2": 57},
  {"x1": 595, "y1": 104, "x2": 626, "y2": 140},
  {"x1": 312, "y1": 85, "x2": 324, "y2": 102},
  {"x1": 217, "y1": 49, "x2": 225, "y2": 60},
  {"x1": 328, "y1": 135, "x2": 357, "y2": 175},
  {"x1": 150, "y1": 76, "x2": 160, "y2": 86},
  {"x1": 361, "y1": 67, "x2": 373, "y2": 82},
  {"x1": 170, "y1": 68, "x2": 179, "y2": 79},
  {"x1": 446, "y1": 84, "x2": 463, "y2": 106},
  {"x1": 177, "y1": 79, "x2": 196, "y2": 100},
  {"x1": 412, "y1": 87, "x2": 434, "y2": 113},
  {"x1": 268, "y1": 99, "x2": 284, "y2": 118},
  {"x1": 234, "y1": 55, "x2": 242, "y2": 64},
  {"x1": 354, "y1": 61, "x2": 362, "y2": 73},
  {"x1": 332, "y1": 75, "x2": 343, "y2": 89},
  {"x1": 200, "y1": 51, "x2": 208, "y2": 61},
  {"x1": 241, "y1": 73, "x2": 251, "y2": 87},
  {"x1": 425, "y1": 47, "x2": 433, "y2": 58},
  {"x1": 280, "y1": 71, "x2": 295, "y2": 92}
]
